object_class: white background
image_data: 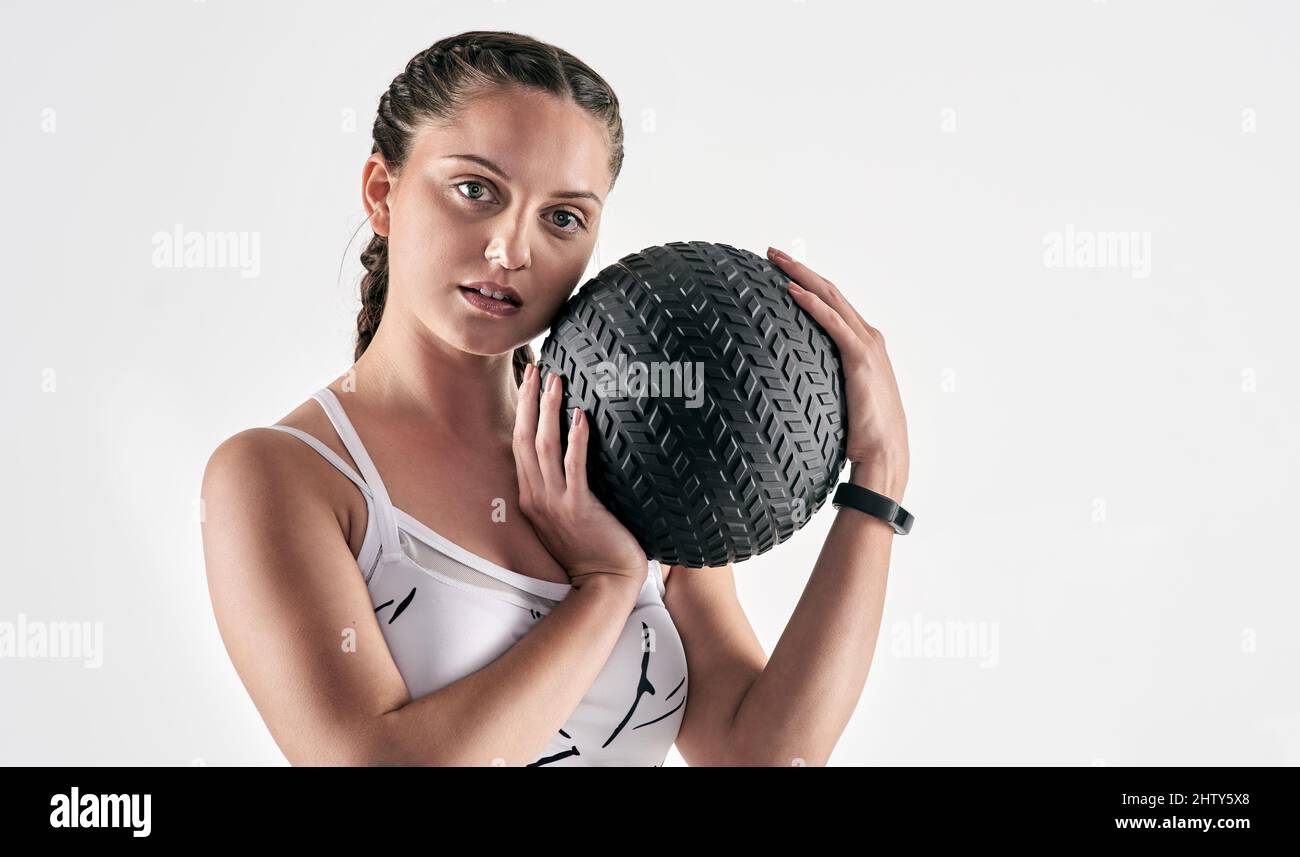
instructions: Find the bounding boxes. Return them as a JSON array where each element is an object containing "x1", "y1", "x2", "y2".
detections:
[{"x1": 1, "y1": 0, "x2": 1296, "y2": 765}]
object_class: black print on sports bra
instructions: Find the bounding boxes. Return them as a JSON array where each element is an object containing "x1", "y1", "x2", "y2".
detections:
[
  {"x1": 527, "y1": 623, "x2": 684, "y2": 766},
  {"x1": 601, "y1": 622, "x2": 658, "y2": 748},
  {"x1": 373, "y1": 587, "x2": 417, "y2": 625},
  {"x1": 527, "y1": 745, "x2": 581, "y2": 766},
  {"x1": 634, "y1": 677, "x2": 687, "y2": 730}
]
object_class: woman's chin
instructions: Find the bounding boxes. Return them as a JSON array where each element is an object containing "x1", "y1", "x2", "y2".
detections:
[{"x1": 441, "y1": 330, "x2": 526, "y2": 361}]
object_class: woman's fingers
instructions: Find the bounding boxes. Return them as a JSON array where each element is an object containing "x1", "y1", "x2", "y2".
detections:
[
  {"x1": 767, "y1": 247, "x2": 880, "y2": 344},
  {"x1": 787, "y1": 281, "x2": 869, "y2": 363},
  {"x1": 534, "y1": 371, "x2": 568, "y2": 493},
  {"x1": 512, "y1": 364, "x2": 544, "y2": 503},
  {"x1": 563, "y1": 407, "x2": 589, "y2": 492}
]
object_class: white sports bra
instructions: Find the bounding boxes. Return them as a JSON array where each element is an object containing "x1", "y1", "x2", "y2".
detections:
[{"x1": 267, "y1": 386, "x2": 688, "y2": 766}]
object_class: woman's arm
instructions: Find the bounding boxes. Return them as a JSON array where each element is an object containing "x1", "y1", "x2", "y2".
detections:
[
  {"x1": 716, "y1": 248, "x2": 911, "y2": 765},
  {"x1": 201, "y1": 429, "x2": 641, "y2": 766},
  {"x1": 376, "y1": 575, "x2": 639, "y2": 765},
  {"x1": 726, "y1": 457, "x2": 905, "y2": 766}
]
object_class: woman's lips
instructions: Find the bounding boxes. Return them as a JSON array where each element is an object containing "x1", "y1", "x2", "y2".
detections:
[{"x1": 459, "y1": 286, "x2": 522, "y2": 316}]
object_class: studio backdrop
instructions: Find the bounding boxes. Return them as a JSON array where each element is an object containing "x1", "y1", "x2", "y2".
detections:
[{"x1": 1, "y1": 0, "x2": 1297, "y2": 765}]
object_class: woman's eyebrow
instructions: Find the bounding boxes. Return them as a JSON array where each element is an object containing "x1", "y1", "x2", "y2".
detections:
[{"x1": 443, "y1": 153, "x2": 603, "y2": 207}]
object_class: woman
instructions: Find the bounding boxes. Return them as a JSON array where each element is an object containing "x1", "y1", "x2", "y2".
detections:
[{"x1": 200, "y1": 30, "x2": 909, "y2": 766}]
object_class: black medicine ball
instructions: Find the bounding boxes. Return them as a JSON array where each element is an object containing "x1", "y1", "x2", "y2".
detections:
[{"x1": 537, "y1": 241, "x2": 847, "y2": 569}]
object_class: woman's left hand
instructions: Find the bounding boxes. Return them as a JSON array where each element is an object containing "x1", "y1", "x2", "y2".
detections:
[{"x1": 767, "y1": 246, "x2": 910, "y2": 499}]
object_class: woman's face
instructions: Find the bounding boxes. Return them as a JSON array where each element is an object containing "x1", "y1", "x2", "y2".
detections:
[{"x1": 366, "y1": 84, "x2": 612, "y2": 359}]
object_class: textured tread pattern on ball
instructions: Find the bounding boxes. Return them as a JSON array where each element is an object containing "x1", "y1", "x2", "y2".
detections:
[{"x1": 538, "y1": 241, "x2": 847, "y2": 568}]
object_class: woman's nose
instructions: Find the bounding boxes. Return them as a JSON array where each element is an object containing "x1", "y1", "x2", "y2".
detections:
[{"x1": 485, "y1": 231, "x2": 530, "y2": 271}]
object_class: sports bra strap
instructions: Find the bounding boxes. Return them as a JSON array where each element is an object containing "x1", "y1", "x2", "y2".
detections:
[
  {"x1": 310, "y1": 387, "x2": 404, "y2": 562},
  {"x1": 266, "y1": 425, "x2": 373, "y2": 498}
]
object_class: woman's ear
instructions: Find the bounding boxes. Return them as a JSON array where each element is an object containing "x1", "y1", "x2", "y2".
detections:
[{"x1": 362, "y1": 154, "x2": 394, "y2": 237}]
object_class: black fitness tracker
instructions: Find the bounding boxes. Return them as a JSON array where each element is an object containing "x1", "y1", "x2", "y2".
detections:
[{"x1": 831, "y1": 482, "x2": 915, "y2": 535}]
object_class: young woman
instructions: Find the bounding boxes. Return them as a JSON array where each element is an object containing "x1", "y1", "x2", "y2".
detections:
[{"x1": 200, "y1": 30, "x2": 909, "y2": 766}]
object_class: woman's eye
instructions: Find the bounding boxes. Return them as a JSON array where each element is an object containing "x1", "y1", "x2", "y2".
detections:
[
  {"x1": 551, "y1": 210, "x2": 585, "y2": 232},
  {"x1": 455, "y1": 180, "x2": 496, "y2": 203}
]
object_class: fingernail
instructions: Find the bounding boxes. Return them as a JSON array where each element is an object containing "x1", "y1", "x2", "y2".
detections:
[
  {"x1": 572, "y1": 407, "x2": 583, "y2": 428},
  {"x1": 787, "y1": 280, "x2": 804, "y2": 293},
  {"x1": 767, "y1": 246, "x2": 791, "y2": 262}
]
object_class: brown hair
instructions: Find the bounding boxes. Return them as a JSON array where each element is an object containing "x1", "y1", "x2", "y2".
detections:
[{"x1": 354, "y1": 30, "x2": 625, "y2": 384}]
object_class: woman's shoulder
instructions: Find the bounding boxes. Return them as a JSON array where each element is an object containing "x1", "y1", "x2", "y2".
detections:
[
  {"x1": 202, "y1": 425, "x2": 320, "y2": 514},
  {"x1": 202, "y1": 392, "x2": 362, "y2": 512},
  {"x1": 202, "y1": 401, "x2": 371, "y2": 570}
]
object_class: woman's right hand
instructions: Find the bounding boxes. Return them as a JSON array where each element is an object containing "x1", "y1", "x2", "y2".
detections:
[{"x1": 513, "y1": 363, "x2": 648, "y2": 593}]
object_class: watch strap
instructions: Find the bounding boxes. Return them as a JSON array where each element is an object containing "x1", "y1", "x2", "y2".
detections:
[{"x1": 831, "y1": 481, "x2": 914, "y2": 535}]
